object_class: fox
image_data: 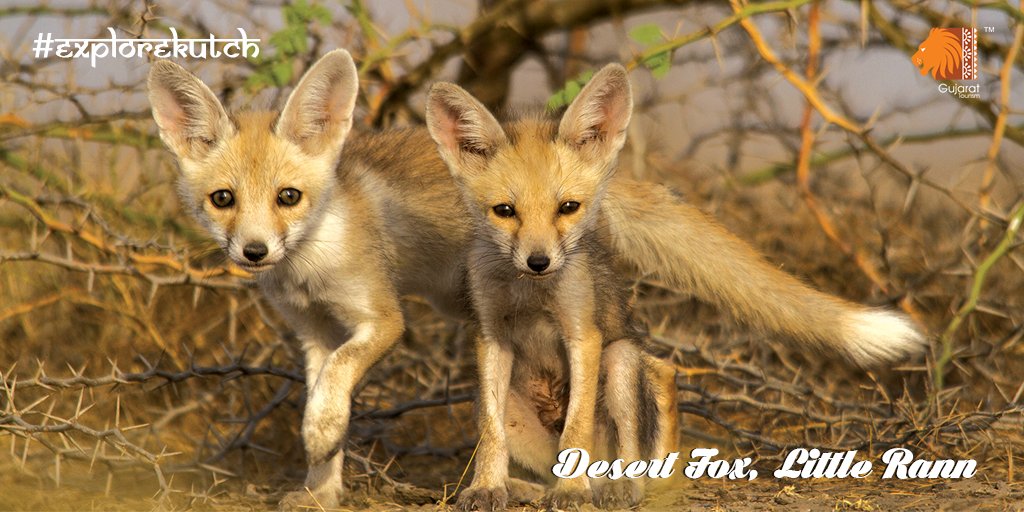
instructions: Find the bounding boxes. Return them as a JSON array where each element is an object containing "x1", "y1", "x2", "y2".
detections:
[
  {"x1": 148, "y1": 50, "x2": 476, "y2": 509},
  {"x1": 425, "y1": 66, "x2": 679, "y2": 510},
  {"x1": 148, "y1": 49, "x2": 923, "y2": 510}
]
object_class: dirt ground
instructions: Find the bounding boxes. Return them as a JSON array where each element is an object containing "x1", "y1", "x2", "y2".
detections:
[
  {"x1": 4, "y1": 0, "x2": 1024, "y2": 509},
  {"x1": 4, "y1": 468, "x2": 1022, "y2": 511},
  {"x1": 6, "y1": 2, "x2": 1024, "y2": 509},
  {"x1": 232, "y1": 478, "x2": 1024, "y2": 511},
  {"x1": 4, "y1": 402, "x2": 1022, "y2": 512}
]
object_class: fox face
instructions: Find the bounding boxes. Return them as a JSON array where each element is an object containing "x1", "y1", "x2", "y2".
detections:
[
  {"x1": 169, "y1": 111, "x2": 338, "y2": 271},
  {"x1": 447, "y1": 121, "x2": 608, "y2": 278},
  {"x1": 148, "y1": 50, "x2": 358, "y2": 272},
  {"x1": 426, "y1": 65, "x2": 632, "y2": 278}
]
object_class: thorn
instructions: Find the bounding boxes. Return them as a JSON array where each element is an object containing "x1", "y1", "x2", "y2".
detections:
[{"x1": 147, "y1": 281, "x2": 159, "y2": 308}]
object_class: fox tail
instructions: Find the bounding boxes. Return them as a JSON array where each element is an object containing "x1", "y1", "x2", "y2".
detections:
[{"x1": 603, "y1": 179, "x2": 925, "y2": 366}]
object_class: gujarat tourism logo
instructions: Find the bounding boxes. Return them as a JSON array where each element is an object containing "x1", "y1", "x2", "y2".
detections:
[{"x1": 912, "y1": 27, "x2": 979, "y2": 99}]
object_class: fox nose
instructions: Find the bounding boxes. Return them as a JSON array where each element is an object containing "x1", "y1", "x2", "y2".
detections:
[
  {"x1": 243, "y1": 242, "x2": 269, "y2": 263},
  {"x1": 526, "y1": 253, "x2": 550, "y2": 273}
]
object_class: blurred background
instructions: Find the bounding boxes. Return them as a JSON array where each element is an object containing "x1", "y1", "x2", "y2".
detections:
[{"x1": 1, "y1": 0, "x2": 1022, "y2": 509}]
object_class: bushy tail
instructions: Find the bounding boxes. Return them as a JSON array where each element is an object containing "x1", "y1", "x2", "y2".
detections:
[{"x1": 603, "y1": 179, "x2": 924, "y2": 366}]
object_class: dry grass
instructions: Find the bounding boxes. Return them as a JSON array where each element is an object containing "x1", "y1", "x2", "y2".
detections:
[{"x1": 2, "y1": 1, "x2": 1023, "y2": 510}]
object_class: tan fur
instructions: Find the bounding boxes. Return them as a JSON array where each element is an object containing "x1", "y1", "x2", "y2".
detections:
[
  {"x1": 149, "y1": 51, "x2": 474, "y2": 511},
  {"x1": 427, "y1": 65, "x2": 678, "y2": 511},
  {"x1": 151, "y1": 49, "x2": 922, "y2": 511},
  {"x1": 427, "y1": 62, "x2": 923, "y2": 510},
  {"x1": 601, "y1": 181, "x2": 925, "y2": 365}
]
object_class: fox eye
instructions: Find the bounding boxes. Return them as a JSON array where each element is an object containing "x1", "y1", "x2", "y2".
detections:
[
  {"x1": 559, "y1": 201, "x2": 580, "y2": 215},
  {"x1": 278, "y1": 188, "x2": 302, "y2": 206},
  {"x1": 210, "y1": 189, "x2": 234, "y2": 208},
  {"x1": 492, "y1": 204, "x2": 515, "y2": 218}
]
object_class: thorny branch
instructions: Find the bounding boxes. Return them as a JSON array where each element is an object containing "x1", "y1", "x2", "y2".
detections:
[{"x1": 1, "y1": 0, "x2": 1022, "y2": 505}]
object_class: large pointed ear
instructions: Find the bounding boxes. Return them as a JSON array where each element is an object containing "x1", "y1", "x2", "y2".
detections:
[
  {"x1": 276, "y1": 49, "x2": 359, "y2": 157},
  {"x1": 425, "y1": 82, "x2": 506, "y2": 176},
  {"x1": 148, "y1": 60, "x2": 234, "y2": 160},
  {"x1": 557, "y1": 63, "x2": 632, "y2": 164}
]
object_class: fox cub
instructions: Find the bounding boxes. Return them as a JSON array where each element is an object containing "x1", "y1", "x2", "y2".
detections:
[
  {"x1": 426, "y1": 66, "x2": 678, "y2": 510},
  {"x1": 148, "y1": 50, "x2": 476, "y2": 510}
]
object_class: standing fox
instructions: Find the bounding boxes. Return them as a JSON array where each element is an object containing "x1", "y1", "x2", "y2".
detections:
[
  {"x1": 425, "y1": 66, "x2": 678, "y2": 510},
  {"x1": 148, "y1": 50, "x2": 475, "y2": 509},
  {"x1": 148, "y1": 50, "x2": 923, "y2": 510}
]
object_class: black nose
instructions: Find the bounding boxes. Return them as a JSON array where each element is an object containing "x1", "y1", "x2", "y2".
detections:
[
  {"x1": 243, "y1": 242, "x2": 268, "y2": 262},
  {"x1": 526, "y1": 254, "x2": 550, "y2": 272}
]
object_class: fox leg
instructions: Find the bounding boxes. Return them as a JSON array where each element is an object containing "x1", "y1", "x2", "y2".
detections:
[
  {"x1": 276, "y1": 292, "x2": 405, "y2": 511},
  {"x1": 590, "y1": 345, "x2": 679, "y2": 509},
  {"x1": 303, "y1": 302, "x2": 404, "y2": 488},
  {"x1": 646, "y1": 353, "x2": 679, "y2": 462},
  {"x1": 457, "y1": 329, "x2": 514, "y2": 512},
  {"x1": 545, "y1": 326, "x2": 601, "y2": 508},
  {"x1": 279, "y1": 330, "x2": 338, "y2": 511},
  {"x1": 547, "y1": 277, "x2": 603, "y2": 507},
  {"x1": 591, "y1": 339, "x2": 646, "y2": 508}
]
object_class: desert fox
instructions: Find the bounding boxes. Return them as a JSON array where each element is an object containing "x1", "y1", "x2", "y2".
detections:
[
  {"x1": 148, "y1": 50, "x2": 476, "y2": 509},
  {"x1": 425, "y1": 65, "x2": 678, "y2": 510},
  {"x1": 149, "y1": 49, "x2": 922, "y2": 509}
]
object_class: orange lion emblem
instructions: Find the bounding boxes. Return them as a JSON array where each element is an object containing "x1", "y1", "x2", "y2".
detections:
[{"x1": 912, "y1": 28, "x2": 977, "y2": 81}]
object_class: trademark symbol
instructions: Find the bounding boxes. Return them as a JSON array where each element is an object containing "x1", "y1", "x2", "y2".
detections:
[{"x1": 983, "y1": 26, "x2": 995, "y2": 32}]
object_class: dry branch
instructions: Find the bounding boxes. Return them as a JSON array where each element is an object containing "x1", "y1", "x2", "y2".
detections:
[{"x1": 1, "y1": 1, "x2": 1022, "y2": 506}]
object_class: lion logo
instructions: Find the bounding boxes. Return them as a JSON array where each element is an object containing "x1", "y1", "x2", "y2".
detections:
[{"x1": 912, "y1": 28, "x2": 978, "y2": 81}]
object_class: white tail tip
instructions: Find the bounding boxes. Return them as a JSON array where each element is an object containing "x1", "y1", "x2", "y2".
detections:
[{"x1": 842, "y1": 310, "x2": 926, "y2": 366}]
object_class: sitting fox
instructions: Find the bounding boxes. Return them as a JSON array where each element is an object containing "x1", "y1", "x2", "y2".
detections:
[
  {"x1": 426, "y1": 66, "x2": 678, "y2": 510},
  {"x1": 425, "y1": 64, "x2": 925, "y2": 510},
  {"x1": 148, "y1": 49, "x2": 923, "y2": 510}
]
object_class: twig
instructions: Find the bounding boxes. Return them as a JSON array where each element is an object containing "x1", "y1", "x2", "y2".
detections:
[
  {"x1": 978, "y1": 8, "x2": 1023, "y2": 221},
  {"x1": 936, "y1": 201, "x2": 1024, "y2": 389}
]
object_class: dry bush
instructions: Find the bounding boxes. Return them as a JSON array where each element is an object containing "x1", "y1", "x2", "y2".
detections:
[{"x1": 1, "y1": 0, "x2": 1022, "y2": 509}]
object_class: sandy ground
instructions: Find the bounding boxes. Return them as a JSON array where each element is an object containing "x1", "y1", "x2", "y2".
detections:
[
  {"x1": 4, "y1": 462, "x2": 1022, "y2": 511},
  {"x1": 249, "y1": 478, "x2": 1024, "y2": 511}
]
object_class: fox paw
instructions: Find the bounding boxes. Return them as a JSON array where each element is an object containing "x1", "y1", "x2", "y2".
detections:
[
  {"x1": 541, "y1": 486, "x2": 592, "y2": 510},
  {"x1": 279, "y1": 487, "x2": 342, "y2": 511},
  {"x1": 507, "y1": 477, "x2": 545, "y2": 505},
  {"x1": 593, "y1": 480, "x2": 643, "y2": 509},
  {"x1": 456, "y1": 485, "x2": 508, "y2": 511}
]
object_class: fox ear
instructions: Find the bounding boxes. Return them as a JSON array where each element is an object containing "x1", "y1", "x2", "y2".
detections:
[
  {"x1": 276, "y1": 49, "x2": 359, "y2": 157},
  {"x1": 425, "y1": 82, "x2": 506, "y2": 175},
  {"x1": 148, "y1": 60, "x2": 234, "y2": 160},
  {"x1": 558, "y1": 63, "x2": 632, "y2": 164}
]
